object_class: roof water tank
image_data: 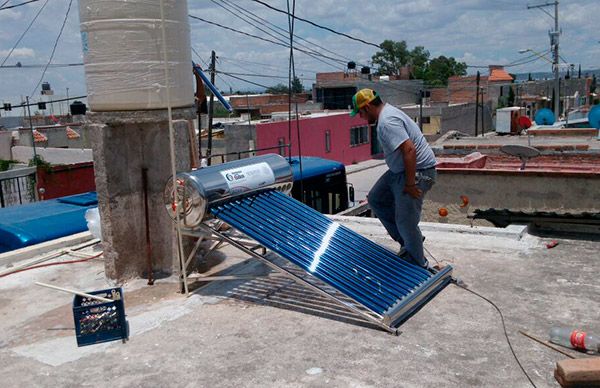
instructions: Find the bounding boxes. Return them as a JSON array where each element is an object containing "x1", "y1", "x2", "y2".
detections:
[{"x1": 79, "y1": 0, "x2": 193, "y2": 111}]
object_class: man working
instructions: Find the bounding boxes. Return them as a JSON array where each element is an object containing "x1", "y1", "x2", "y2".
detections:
[{"x1": 350, "y1": 89, "x2": 437, "y2": 269}]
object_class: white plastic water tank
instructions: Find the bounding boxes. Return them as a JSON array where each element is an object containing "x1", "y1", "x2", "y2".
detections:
[{"x1": 79, "y1": 0, "x2": 193, "y2": 111}]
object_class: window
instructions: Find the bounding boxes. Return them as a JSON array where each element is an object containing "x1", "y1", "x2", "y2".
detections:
[
  {"x1": 350, "y1": 125, "x2": 369, "y2": 146},
  {"x1": 278, "y1": 137, "x2": 286, "y2": 156},
  {"x1": 325, "y1": 130, "x2": 331, "y2": 153},
  {"x1": 421, "y1": 116, "x2": 431, "y2": 124}
]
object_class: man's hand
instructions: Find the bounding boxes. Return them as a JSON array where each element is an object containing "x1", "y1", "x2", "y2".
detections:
[{"x1": 403, "y1": 184, "x2": 422, "y2": 199}]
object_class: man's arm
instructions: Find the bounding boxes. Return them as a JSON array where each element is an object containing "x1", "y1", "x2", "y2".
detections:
[{"x1": 399, "y1": 140, "x2": 422, "y2": 199}]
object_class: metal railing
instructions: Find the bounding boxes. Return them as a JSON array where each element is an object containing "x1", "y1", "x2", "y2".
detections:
[
  {"x1": 207, "y1": 144, "x2": 291, "y2": 165},
  {"x1": 0, "y1": 167, "x2": 37, "y2": 208}
]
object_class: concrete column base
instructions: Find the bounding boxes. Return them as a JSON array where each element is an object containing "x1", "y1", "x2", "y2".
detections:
[{"x1": 88, "y1": 108, "x2": 195, "y2": 281}]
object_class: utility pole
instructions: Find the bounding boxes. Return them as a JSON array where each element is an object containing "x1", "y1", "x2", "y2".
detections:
[
  {"x1": 480, "y1": 87, "x2": 485, "y2": 136},
  {"x1": 419, "y1": 90, "x2": 423, "y2": 132},
  {"x1": 475, "y1": 71, "x2": 480, "y2": 136},
  {"x1": 207, "y1": 50, "x2": 216, "y2": 166},
  {"x1": 25, "y1": 96, "x2": 37, "y2": 160},
  {"x1": 528, "y1": 1, "x2": 560, "y2": 119}
]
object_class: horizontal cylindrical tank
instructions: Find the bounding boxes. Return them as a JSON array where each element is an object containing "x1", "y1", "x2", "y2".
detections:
[
  {"x1": 164, "y1": 154, "x2": 294, "y2": 228},
  {"x1": 79, "y1": 0, "x2": 193, "y2": 111}
]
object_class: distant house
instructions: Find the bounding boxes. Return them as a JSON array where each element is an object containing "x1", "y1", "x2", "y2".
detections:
[{"x1": 313, "y1": 71, "x2": 423, "y2": 111}]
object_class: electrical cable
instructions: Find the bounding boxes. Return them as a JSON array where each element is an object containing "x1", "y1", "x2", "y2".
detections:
[
  {"x1": 0, "y1": 251, "x2": 104, "y2": 278},
  {"x1": 191, "y1": 47, "x2": 234, "y2": 90},
  {"x1": 467, "y1": 50, "x2": 550, "y2": 69},
  {"x1": 1, "y1": 94, "x2": 86, "y2": 110},
  {"x1": 1, "y1": 0, "x2": 50, "y2": 66},
  {"x1": 249, "y1": 0, "x2": 381, "y2": 48},
  {"x1": 0, "y1": 0, "x2": 40, "y2": 11},
  {"x1": 215, "y1": 0, "x2": 344, "y2": 70},
  {"x1": 30, "y1": 0, "x2": 73, "y2": 97},
  {"x1": 1, "y1": 62, "x2": 83, "y2": 69},
  {"x1": 219, "y1": 71, "x2": 274, "y2": 90},
  {"x1": 454, "y1": 283, "x2": 538, "y2": 388},
  {"x1": 217, "y1": 70, "x2": 313, "y2": 81},
  {"x1": 220, "y1": 0, "x2": 358, "y2": 66},
  {"x1": 218, "y1": 56, "x2": 321, "y2": 74},
  {"x1": 188, "y1": 14, "x2": 343, "y2": 70},
  {"x1": 288, "y1": 0, "x2": 304, "y2": 198}
]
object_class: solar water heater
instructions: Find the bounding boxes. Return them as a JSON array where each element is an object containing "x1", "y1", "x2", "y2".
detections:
[{"x1": 164, "y1": 154, "x2": 452, "y2": 334}]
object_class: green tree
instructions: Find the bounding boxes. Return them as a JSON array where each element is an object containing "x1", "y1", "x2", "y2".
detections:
[
  {"x1": 371, "y1": 40, "x2": 411, "y2": 76},
  {"x1": 423, "y1": 55, "x2": 467, "y2": 87},
  {"x1": 371, "y1": 40, "x2": 466, "y2": 86},
  {"x1": 266, "y1": 84, "x2": 289, "y2": 94},
  {"x1": 507, "y1": 85, "x2": 515, "y2": 106},
  {"x1": 408, "y1": 46, "x2": 430, "y2": 79},
  {"x1": 265, "y1": 76, "x2": 303, "y2": 94}
]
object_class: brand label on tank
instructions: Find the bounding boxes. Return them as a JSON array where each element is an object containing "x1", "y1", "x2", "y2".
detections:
[{"x1": 221, "y1": 162, "x2": 275, "y2": 194}]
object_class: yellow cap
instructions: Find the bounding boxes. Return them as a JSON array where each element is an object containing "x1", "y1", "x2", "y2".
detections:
[{"x1": 350, "y1": 89, "x2": 378, "y2": 117}]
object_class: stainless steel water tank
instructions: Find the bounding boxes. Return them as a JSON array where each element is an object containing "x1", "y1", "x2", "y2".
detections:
[{"x1": 164, "y1": 154, "x2": 293, "y2": 228}]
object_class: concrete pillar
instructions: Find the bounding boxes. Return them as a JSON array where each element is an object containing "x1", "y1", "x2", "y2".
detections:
[{"x1": 88, "y1": 109, "x2": 194, "y2": 280}]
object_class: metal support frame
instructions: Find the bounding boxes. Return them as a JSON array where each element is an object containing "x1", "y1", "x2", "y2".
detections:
[
  {"x1": 197, "y1": 223, "x2": 397, "y2": 334},
  {"x1": 176, "y1": 220, "x2": 452, "y2": 334}
]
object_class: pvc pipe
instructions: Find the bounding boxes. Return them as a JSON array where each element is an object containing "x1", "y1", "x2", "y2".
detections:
[{"x1": 35, "y1": 282, "x2": 113, "y2": 303}]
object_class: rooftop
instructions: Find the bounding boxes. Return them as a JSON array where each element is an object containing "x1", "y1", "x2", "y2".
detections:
[{"x1": 1, "y1": 218, "x2": 598, "y2": 387}]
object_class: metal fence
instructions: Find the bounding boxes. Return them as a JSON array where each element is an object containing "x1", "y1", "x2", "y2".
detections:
[{"x1": 0, "y1": 167, "x2": 37, "y2": 208}]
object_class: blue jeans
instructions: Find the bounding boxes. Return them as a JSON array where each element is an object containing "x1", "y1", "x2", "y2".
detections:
[{"x1": 368, "y1": 167, "x2": 436, "y2": 267}]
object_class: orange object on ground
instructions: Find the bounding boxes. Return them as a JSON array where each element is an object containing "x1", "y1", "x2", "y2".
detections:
[
  {"x1": 547, "y1": 240, "x2": 559, "y2": 249},
  {"x1": 459, "y1": 195, "x2": 469, "y2": 208},
  {"x1": 438, "y1": 208, "x2": 448, "y2": 217}
]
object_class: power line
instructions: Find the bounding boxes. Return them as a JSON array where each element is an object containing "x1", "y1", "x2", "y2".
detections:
[
  {"x1": 219, "y1": 72, "x2": 275, "y2": 90},
  {"x1": 2, "y1": 94, "x2": 86, "y2": 109},
  {"x1": 1, "y1": 0, "x2": 50, "y2": 66},
  {"x1": 30, "y1": 0, "x2": 73, "y2": 97},
  {"x1": 188, "y1": 14, "x2": 343, "y2": 70},
  {"x1": 216, "y1": 0, "x2": 344, "y2": 69},
  {"x1": 1, "y1": 62, "x2": 82, "y2": 69},
  {"x1": 191, "y1": 46, "x2": 234, "y2": 90},
  {"x1": 466, "y1": 50, "x2": 550, "y2": 69},
  {"x1": 190, "y1": 5, "x2": 346, "y2": 69},
  {"x1": 218, "y1": 56, "x2": 321, "y2": 75},
  {"x1": 0, "y1": 0, "x2": 40, "y2": 11},
  {"x1": 221, "y1": 0, "x2": 357, "y2": 65},
  {"x1": 249, "y1": 0, "x2": 380, "y2": 48},
  {"x1": 217, "y1": 70, "x2": 313, "y2": 82},
  {"x1": 208, "y1": 0, "x2": 346, "y2": 70}
]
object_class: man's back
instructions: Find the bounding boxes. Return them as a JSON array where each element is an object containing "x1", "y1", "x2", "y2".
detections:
[{"x1": 376, "y1": 103, "x2": 436, "y2": 173}]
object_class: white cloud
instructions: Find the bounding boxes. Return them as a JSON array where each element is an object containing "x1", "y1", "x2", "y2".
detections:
[
  {"x1": 0, "y1": 47, "x2": 36, "y2": 59},
  {"x1": 0, "y1": 0, "x2": 598, "y2": 101},
  {"x1": 0, "y1": 9, "x2": 20, "y2": 21}
]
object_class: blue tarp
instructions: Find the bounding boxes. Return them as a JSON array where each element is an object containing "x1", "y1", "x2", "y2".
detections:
[{"x1": 0, "y1": 192, "x2": 97, "y2": 254}]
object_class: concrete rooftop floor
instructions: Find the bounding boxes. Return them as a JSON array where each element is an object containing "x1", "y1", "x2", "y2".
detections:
[{"x1": 0, "y1": 218, "x2": 599, "y2": 387}]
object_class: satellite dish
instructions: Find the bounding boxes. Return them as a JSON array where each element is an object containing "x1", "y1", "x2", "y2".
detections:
[
  {"x1": 588, "y1": 105, "x2": 600, "y2": 129},
  {"x1": 534, "y1": 108, "x2": 555, "y2": 125},
  {"x1": 500, "y1": 144, "x2": 541, "y2": 170}
]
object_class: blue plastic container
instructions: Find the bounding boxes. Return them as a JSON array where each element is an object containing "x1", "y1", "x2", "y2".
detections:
[{"x1": 72, "y1": 287, "x2": 128, "y2": 347}]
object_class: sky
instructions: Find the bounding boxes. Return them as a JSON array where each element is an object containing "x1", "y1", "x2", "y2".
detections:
[{"x1": 0, "y1": 0, "x2": 598, "y2": 110}]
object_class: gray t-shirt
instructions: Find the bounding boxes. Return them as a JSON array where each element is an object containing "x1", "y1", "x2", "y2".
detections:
[{"x1": 376, "y1": 103, "x2": 436, "y2": 173}]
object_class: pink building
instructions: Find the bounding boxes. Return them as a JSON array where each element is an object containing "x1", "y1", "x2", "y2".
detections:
[{"x1": 255, "y1": 112, "x2": 380, "y2": 165}]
